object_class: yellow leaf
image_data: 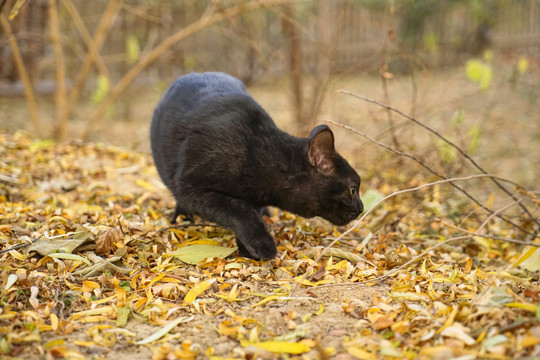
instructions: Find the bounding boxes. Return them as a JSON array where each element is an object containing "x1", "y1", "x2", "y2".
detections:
[
  {"x1": 82, "y1": 281, "x2": 100, "y2": 292},
  {"x1": 513, "y1": 246, "x2": 540, "y2": 271},
  {"x1": 72, "y1": 341, "x2": 96, "y2": 347},
  {"x1": 146, "y1": 273, "x2": 167, "y2": 288},
  {"x1": 227, "y1": 283, "x2": 239, "y2": 303},
  {"x1": 50, "y1": 313, "x2": 59, "y2": 331},
  {"x1": 347, "y1": 346, "x2": 373, "y2": 359},
  {"x1": 244, "y1": 340, "x2": 310, "y2": 354},
  {"x1": 504, "y1": 302, "x2": 537, "y2": 312},
  {"x1": 517, "y1": 57, "x2": 529, "y2": 74},
  {"x1": 437, "y1": 305, "x2": 458, "y2": 334},
  {"x1": 295, "y1": 277, "x2": 315, "y2": 286},
  {"x1": 9, "y1": 250, "x2": 29, "y2": 261},
  {"x1": 70, "y1": 306, "x2": 114, "y2": 321},
  {"x1": 519, "y1": 336, "x2": 540, "y2": 349},
  {"x1": 43, "y1": 339, "x2": 65, "y2": 349},
  {"x1": 184, "y1": 278, "x2": 215, "y2": 304},
  {"x1": 135, "y1": 179, "x2": 155, "y2": 191},
  {"x1": 250, "y1": 295, "x2": 289, "y2": 308},
  {"x1": 219, "y1": 320, "x2": 240, "y2": 337},
  {"x1": 420, "y1": 259, "x2": 427, "y2": 274}
]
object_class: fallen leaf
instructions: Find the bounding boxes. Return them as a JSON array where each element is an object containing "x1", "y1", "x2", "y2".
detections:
[
  {"x1": 184, "y1": 278, "x2": 216, "y2": 304},
  {"x1": 440, "y1": 323, "x2": 475, "y2": 345},
  {"x1": 242, "y1": 340, "x2": 310, "y2": 354},
  {"x1": 172, "y1": 245, "x2": 237, "y2": 264},
  {"x1": 134, "y1": 316, "x2": 194, "y2": 345},
  {"x1": 95, "y1": 228, "x2": 122, "y2": 255}
]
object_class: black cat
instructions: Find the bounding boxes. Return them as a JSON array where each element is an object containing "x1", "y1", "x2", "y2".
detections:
[{"x1": 151, "y1": 72, "x2": 363, "y2": 260}]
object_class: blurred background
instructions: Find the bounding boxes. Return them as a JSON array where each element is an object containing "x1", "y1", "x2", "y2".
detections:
[{"x1": 0, "y1": 0, "x2": 539, "y2": 189}]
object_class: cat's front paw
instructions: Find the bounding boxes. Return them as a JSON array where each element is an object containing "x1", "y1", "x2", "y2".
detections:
[{"x1": 236, "y1": 230, "x2": 277, "y2": 261}]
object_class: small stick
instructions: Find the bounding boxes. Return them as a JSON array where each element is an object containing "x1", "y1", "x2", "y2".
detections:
[
  {"x1": 314, "y1": 174, "x2": 529, "y2": 266},
  {"x1": 325, "y1": 118, "x2": 537, "y2": 237},
  {"x1": 338, "y1": 90, "x2": 539, "y2": 230},
  {"x1": 157, "y1": 223, "x2": 221, "y2": 233}
]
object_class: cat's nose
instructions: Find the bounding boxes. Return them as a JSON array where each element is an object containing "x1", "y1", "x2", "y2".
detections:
[{"x1": 358, "y1": 200, "x2": 364, "y2": 214}]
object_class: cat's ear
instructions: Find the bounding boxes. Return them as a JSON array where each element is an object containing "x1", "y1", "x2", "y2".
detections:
[{"x1": 308, "y1": 125, "x2": 336, "y2": 176}]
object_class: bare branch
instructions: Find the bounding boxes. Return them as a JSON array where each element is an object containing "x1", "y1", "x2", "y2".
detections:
[
  {"x1": 338, "y1": 89, "x2": 539, "y2": 230},
  {"x1": 66, "y1": 0, "x2": 122, "y2": 121},
  {"x1": 48, "y1": 0, "x2": 68, "y2": 140},
  {"x1": 438, "y1": 218, "x2": 538, "y2": 247},
  {"x1": 80, "y1": 0, "x2": 299, "y2": 140},
  {"x1": 325, "y1": 118, "x2": 536, "y2": 236},
  {"x1": 314, "y1": 174, "x2": 529, "y2": 266},
  {"x1": 0, "y1": 14, "x2": 40, "y2": 132}
]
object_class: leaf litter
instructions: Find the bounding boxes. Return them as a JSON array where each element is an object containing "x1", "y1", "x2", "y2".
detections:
[{"x1": 0, "y1": 130, "x2": 538, "y2": 359}]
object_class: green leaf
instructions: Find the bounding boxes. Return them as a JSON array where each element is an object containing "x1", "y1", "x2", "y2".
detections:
[
  {"x1": 465, "y1": 59, "x2": 492, "y2": 91},
  {"x1": 424, "y1": 32, "x2": 439, "y2": 53},
  {"x1": 29, "y1": 139, "x2": 54, "y2": 151},
  {"x1": 92, "y1": 75, "x2": 110, "y2": 104},
  {"x1": 48, "y1": 253, "x2": 92, "y2": 266},
  {"x1": 0, "y1": 336, "x2": 11, "y2": 355},
  {"x1": 361, "y1": 189, "x2": 384, "y2": 212},
  {"x1": 466, "y1": 60, "x2": 483, "y2": 82},
  {"x1": 126, "y1": 34, "x2": 140, "y2": 64},
  {"x1": 468, "y1": 125, "x2": 481, "y2": 153},
  {"x1": 116, "y1": 306, "x2": 130, "y2": 328},
  {"x1": 436, "y1": 139, "x2": 456, "y2": 164},
  {"x1": 450, "y1": 109, "x2": 465, "y2": 128},
  {"x1": 171, "y1": 245, "x2": 237, "y2": 264}
]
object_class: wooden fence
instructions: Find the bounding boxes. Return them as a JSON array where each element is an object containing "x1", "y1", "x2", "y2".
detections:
[{"x1": 1, "y1": 0, "x2": 539, "y2": 95}]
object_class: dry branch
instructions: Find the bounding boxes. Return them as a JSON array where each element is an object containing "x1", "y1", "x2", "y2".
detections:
[
  {"x1": 0, "y1": 14, "x2": 40, "y2": 132},
  {"x1": 351, "y1": 197, "x2": 531, "y2": 285},
  {"x1": 338, "y1": 90, "x2": 539, "y2": 230},
  {"x1": 315, "y1": 174, "x2": 535, "y2": 267},
  {"x1": 80, "y1": 0, "x2": 298, "y2": 140},
  {"x1": 325, "y1": 118, "x2": 536, "y2": 236},
  {"x1": 61, "y1": 0, "x2": 110, "y2": 79},
  {"x1": 48, "y1": 0, "x2": 68, "y2": 140},
  {"x1": 66, "y1": 0, "x2": 122, "y2": 121}
]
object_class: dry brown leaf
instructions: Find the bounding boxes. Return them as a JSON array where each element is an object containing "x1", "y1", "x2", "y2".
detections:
[{"x1": 95, "y1": 228, "x2": 122, "y2": 255}]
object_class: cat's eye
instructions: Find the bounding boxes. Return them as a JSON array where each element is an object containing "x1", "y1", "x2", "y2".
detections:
[{"x1": 349, "y1": 187, "x2": 357, "y2": 196}]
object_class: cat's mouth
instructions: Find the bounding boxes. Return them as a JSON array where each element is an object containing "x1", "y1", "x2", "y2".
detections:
[{"x1": 329, "y1": 211, "x2": 361, "y2": 226}]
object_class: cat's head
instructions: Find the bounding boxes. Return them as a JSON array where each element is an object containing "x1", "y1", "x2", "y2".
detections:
[{"x1": 304, "y1": 125, "x2": 364, "y2": 226}]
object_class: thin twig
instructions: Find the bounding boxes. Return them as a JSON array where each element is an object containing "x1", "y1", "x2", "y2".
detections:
[
  {"x1": 325, "y1": 118, "x2": 536, "y2": 236},
  {"x1": 158, "y1": 223, "x2": 221, "y2": 233},
  {"x1": 316, "y1": 198, "x2": 529, "y2": 289},
  {"x1": 67, "y1": 0, "x2": 121, "y2": 123},
  {"x1": 80, "y1": 0, "x2": 298, "y2": 139},
  {"x1": 438, "y1": 218, "x2": 539, "y2": 247},
  {"x1": 61, "y1": 0, "x2": 110, "y2": 78},
  {"x1": 0, "y1": 14, "x2": 40, "y2": 132},
  {"x1": 314, "y1": 174, "x2": 522, "y2": 266},
  {"x1": 0, "y1": 243, "x2": 29, "y2": 255},
  {"x1": 48, "y1": 0, "x2": 68, "y2": 140},
  {"x1": 359, "y1": 198, "x2": 527, "y2": 284},
  {"x1": 338, "y1": 90, "x2": 539, "y2": 230}
]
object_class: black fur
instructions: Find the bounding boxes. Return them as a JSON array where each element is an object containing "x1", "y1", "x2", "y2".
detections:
[{"x1": 151, "y1": 72, "x2": 363, "y2": 260}]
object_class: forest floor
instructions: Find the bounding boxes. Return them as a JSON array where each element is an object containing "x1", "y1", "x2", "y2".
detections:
[{"x1": 0, "y1": 67, "x2": 539, "y2": 359}]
